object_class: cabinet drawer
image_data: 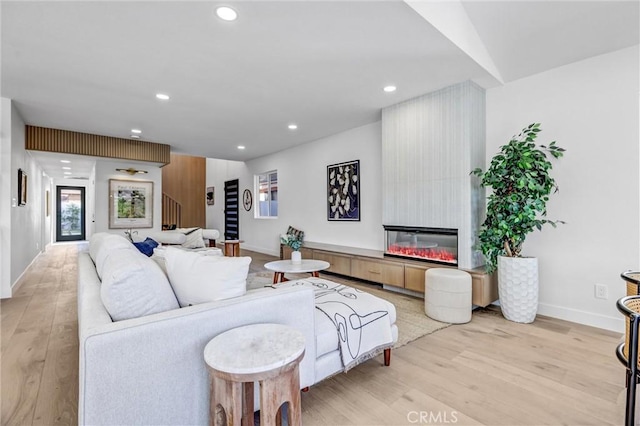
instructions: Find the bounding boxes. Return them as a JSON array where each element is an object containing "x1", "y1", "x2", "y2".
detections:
[
  {"x1": 351, "y1": 258, "x2": 404, "y2": 287},
  {"x1": 470, "y1": 272, "x2": 498, "y2": 307},
  {"x1": 404, "y1": 265, "x2": 428, "y2": 293},
  {"x1": 313, "y1": 251, "x2": 351, "y2": 275}
]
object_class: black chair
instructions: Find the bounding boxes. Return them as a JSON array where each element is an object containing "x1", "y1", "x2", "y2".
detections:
[{"x1": 616, "y1": 295, "x2": 640, "y2": 426}]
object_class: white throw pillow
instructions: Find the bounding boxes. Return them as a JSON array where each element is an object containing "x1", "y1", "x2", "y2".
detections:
[
  {"x1": 93, "y1": 234, "x2": 135, "y2": 279},
  {"x1": 164, "y1": 247, "x2": 251, "y2": 307},
  {"x1": 178, "y1": 228, "x2": 206, "y2": 249},
  {"x1": 100, "y1": 248, "x2": 179, "y2": 321}
]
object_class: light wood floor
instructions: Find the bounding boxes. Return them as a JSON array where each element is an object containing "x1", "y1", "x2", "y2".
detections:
[{"x1": 1, "y1": 243, "x2": 628, "y2": 425}]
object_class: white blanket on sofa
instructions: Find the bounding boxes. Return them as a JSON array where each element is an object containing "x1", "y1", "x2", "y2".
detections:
[{"x1": 275, "y1": 278, "x2": 393, "y2": 371}]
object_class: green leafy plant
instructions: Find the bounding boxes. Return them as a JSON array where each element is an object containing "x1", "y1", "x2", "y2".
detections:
[
  {"x1": 471, "y1": 123, "x2": 565, "y2": 273},
  {"x1": 280, "y1": 234, "x2": 302, "y2": 251}
]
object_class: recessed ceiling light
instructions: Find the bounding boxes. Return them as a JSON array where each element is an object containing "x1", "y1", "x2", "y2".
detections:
[
  {"x1": 64, "y1": 172, "x2": 72, "y2": 175},
  {"x1": 62, "y1": 167, "x2": 71, "y2": 170},
  {"x1": 156, "y1": 93, "x2": 170, "y2": 100},
  {"x1": 383, "y1": 85, "x2": 397, "y2": 93},
  {"x1": 237, "y1": 145, "x2": 245, "y2": 150},
  {"x1": 288, "y1": 124, "x2": 298, "y2": 130},
  {"x1": 131, "y1": 129, "x2": 142, "y2": 134},
  {"x1": 60, "y1": 160, "x2": 71, "y2": 163},
  {"x1": 130, "y1": 135, "x2": 141, "y2": 139},
  {"x1": 216, "y1": 6, "x2": 238, "y2": 21}
]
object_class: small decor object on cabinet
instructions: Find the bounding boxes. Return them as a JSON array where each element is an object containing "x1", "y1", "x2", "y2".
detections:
[
  {"x1": 281, "y1": 233, "x2": 303, "y2": 263},
  {"x1": 242, "y1": 189, "x2": 252, "y2": 211},
  {"x1": 206, "y1": 186, "x2": 214, "y2": 206},
  {"x1": 327, "y1": 159, "x2": 360, "y2": 221},
  {"x1": 291, "y1": 250, "x2": 302, "y2": 264},
  {"x1": 18, "y1": 169, "x2": 27, "y2": 206},
  {"x1": 109, "y1": 179, "x2": 153, "y2": 229}
]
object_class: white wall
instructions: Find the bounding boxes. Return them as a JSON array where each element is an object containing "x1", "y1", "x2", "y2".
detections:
[
  {"x1": 8, "y1": 102, "x2": 44, "y2": 293},
  {"x1": 206, "y1": 158, "x2": 248, "y2": 232},
  {"x1": 207, "y1": 122, "x2": 383, "y2": 256},
  {"x1": 486, "y1": 45, "x2": 640, "y2": 331},
  {"x1": 42, "y1": 174, "x2": 53, "y2": 249},
  {"x1": 1, "y1": 98, "x2": 13, "y2": 298},
  {"x1": 94, "y1": 159, "x2": 163, "y2": 236}
]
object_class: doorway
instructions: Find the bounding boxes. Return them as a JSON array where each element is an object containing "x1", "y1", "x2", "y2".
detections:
[
  {"x1": 56, "y1": 186, "x2": 86, "y2": 242},
  {"x1": 224, "y1": 179, "x2": 239, "y2": 240}
]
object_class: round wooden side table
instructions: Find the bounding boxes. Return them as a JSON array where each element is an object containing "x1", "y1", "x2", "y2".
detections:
[
  {"x1": 221, "y1": 240, "x2": 244, "y2": 257},
  {"x1": 204, "y1": 323, "x2": 305, "y2": 426}
]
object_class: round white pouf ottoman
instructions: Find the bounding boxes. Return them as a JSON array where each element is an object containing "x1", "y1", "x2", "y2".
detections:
[{"x1": 425, "y1": 268, "x2": 472, "y2": 324}]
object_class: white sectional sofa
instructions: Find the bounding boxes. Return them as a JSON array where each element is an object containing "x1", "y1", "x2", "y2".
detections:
[{"x1": 78, "y1": 233, "x2": 397, "y2": 425}]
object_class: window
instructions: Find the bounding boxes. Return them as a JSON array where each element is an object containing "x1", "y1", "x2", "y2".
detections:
[{"x1": 256, "y1": 170, "x2": 278, "y2": 218}]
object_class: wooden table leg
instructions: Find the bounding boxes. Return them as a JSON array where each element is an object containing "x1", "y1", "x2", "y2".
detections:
[
  {"x1": 311, "y1": 271, "x2": 320, "y2": 278},
  {"x1": 224, "y1": 241, "x2": 241, "y2": 257},
  {"x1": 241, "y1": 382, "x2": 254, "y2": 426},
  {"x1": 273, "y1": 272, "x2": 287, "y2": 283}
]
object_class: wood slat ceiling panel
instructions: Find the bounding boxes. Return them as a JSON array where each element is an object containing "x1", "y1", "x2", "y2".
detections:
[{"x1": 25, "y1": 126, "x2": 170, "y2": 165}]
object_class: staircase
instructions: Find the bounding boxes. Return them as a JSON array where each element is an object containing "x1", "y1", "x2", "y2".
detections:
[{"x1": 162, "y1": 193, "x2": 182, "y2": 229}]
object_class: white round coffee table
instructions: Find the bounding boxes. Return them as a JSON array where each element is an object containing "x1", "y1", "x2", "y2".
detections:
[{"x1": 264, "y1": 259, "x2": 330, "y2": 284}]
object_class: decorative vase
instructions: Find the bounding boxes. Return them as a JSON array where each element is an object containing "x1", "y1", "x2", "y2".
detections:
[
  {"x1": 291, "y1": 250, "x2": 302, "y2": 264},
  {"x1": 497, "y1": 256, "x2": 539, "y2": 323}
]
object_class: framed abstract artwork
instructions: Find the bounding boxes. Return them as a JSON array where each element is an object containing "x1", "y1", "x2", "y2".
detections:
[
  {"x1": 327, "y1": 160, "x2": 360, "y2": 221},
  {"x1": 109, "y1": 179, "x2": 153, "y2": 228},
  {"x1": 206, "y1": 186, "x2": 215, "y2": 206}
]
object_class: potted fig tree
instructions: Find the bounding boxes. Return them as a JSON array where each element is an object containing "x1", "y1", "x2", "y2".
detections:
[{"x1": 472, "y1": 123, "x2": 565, "y2": 323}]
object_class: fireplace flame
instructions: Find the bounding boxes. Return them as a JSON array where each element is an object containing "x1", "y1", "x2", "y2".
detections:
[{"x1": 387, "y1": 244, "x2": 457, "y2": 263}]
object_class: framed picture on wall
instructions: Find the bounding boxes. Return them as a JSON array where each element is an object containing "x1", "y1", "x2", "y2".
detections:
[
  {"x1": 109, "y1": 179, "x2": 153, "y2": 228},
  {"x1": 327, "y1": 159, "x2": 360, "y2": 221},
  {"x1": 18, "y1": 169, "x2": 27, "y2": 206},
  {"x1": 206, "y1": 186, "x2": 214, "y2": 206}
]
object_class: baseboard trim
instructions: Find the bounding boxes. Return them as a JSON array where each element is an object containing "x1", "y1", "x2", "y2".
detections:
[
  {"x1": 537, "y1": 302, "x2": 624, "y2": 333},
  {"x1": 232, "y1": 243, "x2": 280, "y2": 258},
  {"x1": 11, "y1": 250, "x2": 43, "y2": 295}
]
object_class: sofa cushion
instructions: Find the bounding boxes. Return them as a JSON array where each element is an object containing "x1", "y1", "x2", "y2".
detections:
[
  {"x1": 164, "y1": 247, "x2": 250, "y2": 307},
  {"x1": 89, "y1": 232, "x2": 109, "y2": 263},
  {"x1": 100, "y1": 249, "x2": 179, "y2": 321},
  {"x1": 93, "y1": 234, "x2": 135, "y2": 279},
  {"x1": 178, "y1": 227, "x2": 206, "y2": 249}
]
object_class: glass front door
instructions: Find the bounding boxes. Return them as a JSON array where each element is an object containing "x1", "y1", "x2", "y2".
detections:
[{"x1": 56, "y1": 186, "x2": 85, "y2": 242}]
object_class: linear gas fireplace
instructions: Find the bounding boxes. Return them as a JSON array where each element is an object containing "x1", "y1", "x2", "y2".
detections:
[{"x1": 383, "y1": 225, "x2": 458, "y2": 266}]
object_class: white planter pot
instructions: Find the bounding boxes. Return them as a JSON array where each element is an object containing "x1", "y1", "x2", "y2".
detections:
[
  {"x1": 291, "y1": 250, "x2": 302, "y2": 264},
  {"x1": 497, "y1": 256, "x2": 539, "y2": 323}
]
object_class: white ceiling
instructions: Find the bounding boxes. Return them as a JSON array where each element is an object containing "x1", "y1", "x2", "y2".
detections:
[{"x1": 2, "y1": 1, "x2": 638, "y2": 179}]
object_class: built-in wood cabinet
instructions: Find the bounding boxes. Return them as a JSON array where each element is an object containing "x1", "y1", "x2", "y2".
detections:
[
  {"x1": 280, "y1": 241, "x2": 498, "y2": 307},
  {"x1": 404, "y1": 265, "x2": 428, "y2": 292},
  {"x1": 351, "y1": 257, "x2": 404, "y2": 287},
  {"x1": 403, "y1": 263, "x2": 497, "y2": 306},
  {"x1": 312, "y1": 251, "x2": 352, "y2": 275}
]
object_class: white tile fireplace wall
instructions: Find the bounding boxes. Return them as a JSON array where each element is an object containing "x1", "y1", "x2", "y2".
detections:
[{"x1": 381, "y1": 81, "x2": 486, "y2": 270}]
